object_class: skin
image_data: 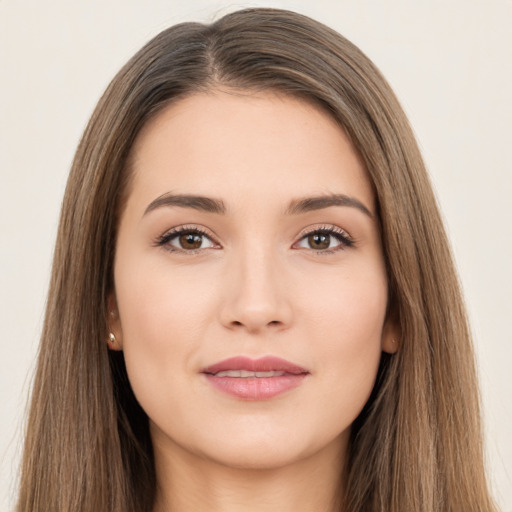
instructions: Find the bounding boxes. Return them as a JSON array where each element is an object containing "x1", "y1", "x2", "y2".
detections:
[{"x1": 109, "y1": 90, "x2": 397, "y2": 512}]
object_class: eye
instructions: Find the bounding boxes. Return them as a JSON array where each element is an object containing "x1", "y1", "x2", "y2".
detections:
[
  {"x1": 294, "y1": 227, "x2": 354, "y2": 252},
  {"x1": 156, "y1": 226, "x2": 219, "y2": 252}
]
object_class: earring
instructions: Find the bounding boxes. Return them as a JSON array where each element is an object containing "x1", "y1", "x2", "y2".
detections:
[{"x1": 108, "y1": 332, "x2": 116, "y2": 345}]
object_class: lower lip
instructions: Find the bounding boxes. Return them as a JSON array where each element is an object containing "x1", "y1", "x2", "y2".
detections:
[{"x1": 204, "y1": 374, "x2": 307, "y2": 400}]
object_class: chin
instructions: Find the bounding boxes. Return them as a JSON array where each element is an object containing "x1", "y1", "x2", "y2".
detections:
[
  {"x1": 189, "y1": 425, "x2": 347, "y2": 472},
  {"x1": 204, "y1": 445, "x2": 310, "y2": 471}
]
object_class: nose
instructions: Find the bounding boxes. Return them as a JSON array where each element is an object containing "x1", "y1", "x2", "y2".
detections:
[{"x1": 219, "y1": 246, "x2": 293, "y2": 333}]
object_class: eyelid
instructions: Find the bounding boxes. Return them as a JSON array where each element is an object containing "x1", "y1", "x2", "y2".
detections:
[
  {"x1": 292, "y1": 224, "x2": 355, "y2": 252},
  {"x1": 295, "y1": 223, "x2": 352, "y2": 239},
  {"x1": 154, "y1": 224, "x2": 222, "y2": 252},
  {"x1": 153, "y1": 223, "x2": 354, "y2": 254}
]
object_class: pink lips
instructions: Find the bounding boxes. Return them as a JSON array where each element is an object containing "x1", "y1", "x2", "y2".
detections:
[{"x1": 201, "y1": 356, "x2": 309, "y2": 400}]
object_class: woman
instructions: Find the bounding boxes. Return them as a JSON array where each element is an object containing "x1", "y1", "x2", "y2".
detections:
[{"x1": 16, "y1": 7, "x2": 497, "y2": 512}]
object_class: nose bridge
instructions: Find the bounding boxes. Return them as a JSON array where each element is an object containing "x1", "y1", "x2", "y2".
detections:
[{"x1": 221, "y1": 238, "x2": 291, "y2": 331}]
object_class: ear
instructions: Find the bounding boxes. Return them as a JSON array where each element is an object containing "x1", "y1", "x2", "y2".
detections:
[
  {"x1": 381, "y1": 315, "x2": 400, "y2": 354},
  {"x1": 107, "y1": 292, "x2": 123, "y2": 351}
]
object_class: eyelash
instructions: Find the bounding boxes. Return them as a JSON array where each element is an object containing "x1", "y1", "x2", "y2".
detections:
[
  {"x1": 154, "y1": 225, "x2": 218, "y2": 254},
  {"x1": 294, "y1": 225, "x2": 355, "y2": 254},
  {"x1": 154, "y1": 224, "x2": 355, "y2": 254}
]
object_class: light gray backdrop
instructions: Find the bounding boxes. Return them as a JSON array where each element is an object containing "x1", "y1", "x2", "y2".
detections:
[{"x1": 1, "y1": 1, "x2": 511, "y2": 510}]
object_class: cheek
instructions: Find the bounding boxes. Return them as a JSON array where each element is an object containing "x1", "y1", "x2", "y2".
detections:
[
  {"x1": 117, "y1": 256, "x2": 217, "y2": 341},
  {"x1": 300, "y1": 264, "x2": 387, "y2": 407},
  {"x1": 114, "y1": 259, "x2": 216, "y2": 409},
  {"x1": 301, "y1": 260, "x2": 388, "y2": 340}
]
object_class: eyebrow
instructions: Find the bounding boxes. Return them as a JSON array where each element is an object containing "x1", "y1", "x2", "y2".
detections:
[
  {"x1": 144, "y1": 193, "x2": 227, "y2": 216},
  {"x1": 286, "y1": 194, "x2": 373, "y2": 218},
  {"x1": 143, "y1": 192, "x2": 372, "y2": 218}
]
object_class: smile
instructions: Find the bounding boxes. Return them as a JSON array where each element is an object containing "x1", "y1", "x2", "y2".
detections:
[{"x1": 202, "y1": 356, "x2": 309, "y2": 400}]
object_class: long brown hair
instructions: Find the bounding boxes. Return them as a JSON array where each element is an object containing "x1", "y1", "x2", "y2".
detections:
[{"x1": 17, "y1": 8, "x2": 497, "y2": 512}]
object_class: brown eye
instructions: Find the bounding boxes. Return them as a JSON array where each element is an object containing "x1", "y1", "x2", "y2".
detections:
[
  {"x1": 294, "y1": 227, "x2": 353, "y2": 252},
  {"x1": 179, "y1": 233, "x2": 204, "y2": 250},
  {"x1": 159, "y1": 228, "x2": 217, "y2": 252},
  {"x1": 307, "y1": 233, "x2": 330, "y2": 250}
]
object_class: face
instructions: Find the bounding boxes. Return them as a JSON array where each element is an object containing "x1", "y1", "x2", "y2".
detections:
[{"x1": 110, "y1": 90, "x2": 396, "y2": 471}]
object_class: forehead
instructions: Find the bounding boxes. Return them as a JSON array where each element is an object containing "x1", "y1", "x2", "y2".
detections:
[{"x1": 126, "y1": 90, "x2": 374, "y2": 214}]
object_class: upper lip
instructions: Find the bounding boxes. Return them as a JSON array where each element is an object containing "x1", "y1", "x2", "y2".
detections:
[{"x1": 202, "y1": 356, "x2": 309, "y2": 375}]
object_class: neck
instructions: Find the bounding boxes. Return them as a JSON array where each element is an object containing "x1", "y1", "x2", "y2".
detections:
[{"x1": 152, "y1": 432, "x2": 347, "y2": 512}]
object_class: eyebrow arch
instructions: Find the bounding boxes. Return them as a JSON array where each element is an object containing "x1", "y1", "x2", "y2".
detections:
[
  {"x1": 286, "y1": 194, "x2": 373, "y2": 218},
  {"x1": 144, "y1": 193, "x2": 226, "y2": 216},
  {"x1": 144, "y1": 192, "x2": 372, "y2": 219}
]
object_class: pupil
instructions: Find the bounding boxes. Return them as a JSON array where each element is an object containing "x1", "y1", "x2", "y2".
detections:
[
  {"x1": 180, "y1": 233, "x2": 202, "y2": 249},
  {"x1": 309, "y1": 233, "x2": 329, "y2": 249}
]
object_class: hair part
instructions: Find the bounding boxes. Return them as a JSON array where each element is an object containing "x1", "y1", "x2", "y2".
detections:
[{"x1": 17, "y1": 8, "x2": 496, "y2": 512}]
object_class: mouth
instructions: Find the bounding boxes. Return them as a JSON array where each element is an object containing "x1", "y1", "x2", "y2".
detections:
[
  {"x1": 211, "y1": 370, "x2": 288, "y2": 378},
  {"x1": 201, "y1": 356, "x2": 309, "y2": 400}
]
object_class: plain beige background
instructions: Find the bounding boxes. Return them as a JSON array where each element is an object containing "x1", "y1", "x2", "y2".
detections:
[{"x1": 1, "y1": 1, "x2": 511, "y2": 510}]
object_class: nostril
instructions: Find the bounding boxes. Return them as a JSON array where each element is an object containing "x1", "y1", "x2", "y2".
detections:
[{"x1": 230, "y1": 319, "x2": 281, "y2": 328}]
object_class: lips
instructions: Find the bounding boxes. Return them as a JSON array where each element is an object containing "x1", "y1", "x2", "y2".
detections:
[{"x1": 201, "y1": 356, "x2": 309, "y2": 400}]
